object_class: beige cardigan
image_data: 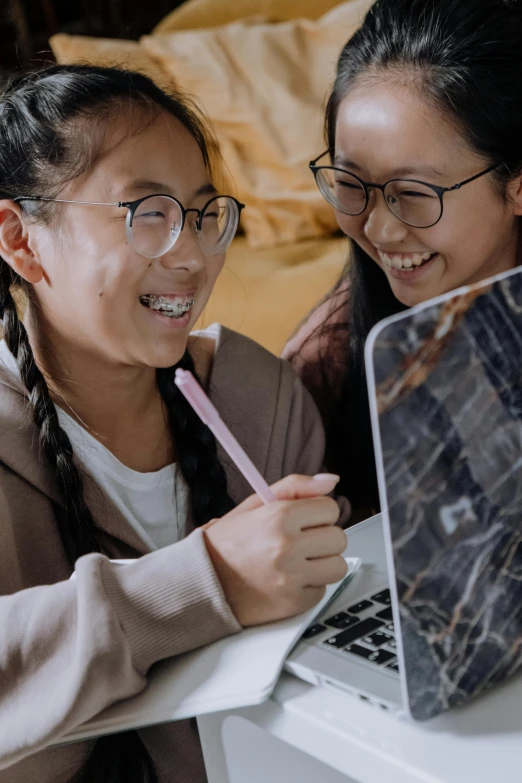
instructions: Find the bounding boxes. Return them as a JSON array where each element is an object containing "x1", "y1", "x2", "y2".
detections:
[{"x1": 0, "y1": 325, "x2": 328, "y2": 783}]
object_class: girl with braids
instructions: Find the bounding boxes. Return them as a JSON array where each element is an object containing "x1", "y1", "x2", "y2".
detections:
[
  {"x1": 0, "y1": 66, "x2": 349, "y2": 783},
  {"x1": 284, "y1": 0, "x2": 522, "y2": 521}
]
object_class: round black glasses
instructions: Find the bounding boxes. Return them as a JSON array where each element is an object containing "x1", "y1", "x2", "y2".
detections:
[
  {"x1": 14, "y1": 194, "x2": 245, "y2": 258},
  {"x1": 310, "y1": 151, "x2": 498, "y2": 229}
]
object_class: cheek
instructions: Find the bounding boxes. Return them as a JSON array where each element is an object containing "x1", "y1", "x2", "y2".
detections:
[
  {"x1": 336, "y1": 213, "x2": 362, "y2": 239},
  {"x1": 441, "y1": 187, "x2": 509, "y2": 245},
  {"x1": 78, "y1": 254, "x2": 134, "y2": 302},
  {"x1": 431, "y1": 204, "x2": 504, "y2": 261},
  {"x1": 43, "y1": 242, "x2": 142, "y2": 330},
  {"x1": 189, "y1": 254, "x2": 225, "y2": 323},
  {"x1": 203, "y1": 253, "x2": 226, "y2": 289},
  {"x1": 335, "y1": 213, "x2": 381, "y2": 261}
]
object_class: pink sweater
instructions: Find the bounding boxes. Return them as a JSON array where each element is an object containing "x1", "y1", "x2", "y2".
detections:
[{"x1": 282, "y1": 281, "x2": 350, "y2": 423}]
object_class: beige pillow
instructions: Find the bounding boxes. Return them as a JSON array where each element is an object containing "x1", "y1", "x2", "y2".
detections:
[
  {"x1": 142, "y1": 13, "x2": 359, "y2": 248},
  {"x1": 52, "y1": 1, "x2": 372, "y2": 248},
  {"x1": 195, "y1": 236, "x2": 347, "y2": 355}
]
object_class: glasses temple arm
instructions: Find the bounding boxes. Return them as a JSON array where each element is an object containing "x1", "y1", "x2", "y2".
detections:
[{"x1": 13, "y1": 196, "x2": 120, "y2": 206}]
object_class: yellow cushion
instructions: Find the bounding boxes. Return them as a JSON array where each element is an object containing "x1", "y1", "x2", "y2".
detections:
[
  {"x1": 154, "y1": 0, "x2": 343, "y2": 33},
  {"x1": 52, "y1": 2, "x2": 371, "y2": 250},
  {"x1": 142, "y1": 10, "x2": 361, "y2": 248},
  {"x1": 195, "y1": 235, "x2": 347, "y2": 355}
]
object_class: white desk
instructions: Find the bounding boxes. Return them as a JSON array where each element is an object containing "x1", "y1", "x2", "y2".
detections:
[
  {"x1": 198, "y1": 515, "x2": 522, "y2": 783},
  {"x1": 199, "y1": 669, "x2": 521, "y2": 783}
]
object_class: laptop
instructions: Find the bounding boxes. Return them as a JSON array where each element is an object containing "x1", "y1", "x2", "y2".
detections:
[{"x1": 285, "y1": 264, "x2": 522, "y2": 721}]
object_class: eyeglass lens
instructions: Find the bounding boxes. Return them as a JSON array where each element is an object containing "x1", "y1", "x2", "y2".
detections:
[
  {"x1": 193, "y1": 196, "x2": 240, "y2": 255},
  {"x1": 315, "y1": 168, "x2": 442, "y2": 228},
  {"x1": 128, "y1": 195, "x2": 240, "y2": 259}
]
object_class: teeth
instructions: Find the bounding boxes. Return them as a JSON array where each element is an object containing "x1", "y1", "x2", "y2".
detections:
[
  {"x1": 139, "y1": 294, "x2": 195, "y2": 318},
  {"x1": 379, "y1": 251, "x2": 435, "y2": 270}
]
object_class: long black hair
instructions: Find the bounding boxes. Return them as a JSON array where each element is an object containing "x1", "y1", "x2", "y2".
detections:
[
  {"x1": 300, "y1": 0, "x2": 522, "y2": 514},
  {"x1": 0, "y1": 64, "x2": 234, "y2": 783}
]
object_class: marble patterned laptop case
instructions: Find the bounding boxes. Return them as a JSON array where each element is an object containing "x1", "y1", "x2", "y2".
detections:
[{"x1": 368, "y1": 267, "x2": 522, "y2": 720}]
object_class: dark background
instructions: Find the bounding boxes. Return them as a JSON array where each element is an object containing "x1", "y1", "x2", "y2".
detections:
[{"x1": 2, "y1": 0, "x2": 185, "y2": 70}]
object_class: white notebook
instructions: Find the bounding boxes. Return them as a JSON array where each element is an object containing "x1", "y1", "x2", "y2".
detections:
[{"x1": 62, "y1": 557, "x2": 361, "y2": 742}]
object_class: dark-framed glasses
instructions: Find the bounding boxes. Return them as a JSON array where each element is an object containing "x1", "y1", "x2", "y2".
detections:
[
  {"x1": 310, "y1": 150, "x2": 498, "y2": 229},
  {"x1": 14, "y1": 193, "x2": 245, "y2": 258}
]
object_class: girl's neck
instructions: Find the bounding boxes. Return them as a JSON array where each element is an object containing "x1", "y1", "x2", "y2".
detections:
[{"x1": 27, "y1": 323, "x2": 176, "y2": 472}]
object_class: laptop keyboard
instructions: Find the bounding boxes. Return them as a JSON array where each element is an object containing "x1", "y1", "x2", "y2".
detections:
[{"x1": 301, "y1": 588, "x2": 400, "y2": 675}]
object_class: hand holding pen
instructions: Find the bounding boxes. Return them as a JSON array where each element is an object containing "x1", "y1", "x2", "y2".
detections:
[{"x1": 175, "y1": 369, "x2": 348, "y2": 626}]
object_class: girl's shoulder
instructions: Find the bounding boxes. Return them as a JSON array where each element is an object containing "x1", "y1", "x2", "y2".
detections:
[
  {"x1": 192, "y1": 324, "x2": 325, "y2": 494},
  {"x1": 192, "y1": 322, "x2": 300, "y2": 407},
  {"x1": 282, "y1": 279, "x2": 350, "y2": 366},
  {"x1": 280, "y1": 281, "x2": 350, "y2": 421}
]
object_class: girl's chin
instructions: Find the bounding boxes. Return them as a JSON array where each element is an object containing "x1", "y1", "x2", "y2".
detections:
[
  {"x1": 389, "y1": 286, "x2": 428, "y2": 308},
  {"x1": 137, "y1": 336, "x2": 190, "y2": 371},
  {"x1": 379, "y1": 255, "x2": 447, "y2": 307}
]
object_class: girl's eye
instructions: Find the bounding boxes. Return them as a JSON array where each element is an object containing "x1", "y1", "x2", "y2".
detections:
[
  {"x1": 398, "y1": 190, "x2": 433, "y2": 199},
  {"x1": 336, "y1": 179, "x2": 362, "y2": 191},
  {"x1": 137, "y1": 211, "x2": 166, "y2": 219},
  {"x1": 202, "y1": 210, "x2": 219, "y2": 219}
]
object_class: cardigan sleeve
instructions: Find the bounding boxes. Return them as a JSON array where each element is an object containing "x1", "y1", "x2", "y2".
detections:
[{"x1": 0, "y1": 516, "x2": 240, "y2": 771}]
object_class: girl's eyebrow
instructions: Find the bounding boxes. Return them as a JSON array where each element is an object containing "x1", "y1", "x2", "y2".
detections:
[
  {"x1": 333, "y1": 155, "x2": 445, "y2": 180},
  {"x1": 120, "y1": 179, "x2": 218, "y2": 199},
  {"x1": 193, "y1": 182, "x2": 218, "y2": 198}
]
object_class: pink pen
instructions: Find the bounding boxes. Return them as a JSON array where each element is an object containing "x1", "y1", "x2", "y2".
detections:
[{"x1": 174, "y1": 368, "x2": 277, "y2": 504}]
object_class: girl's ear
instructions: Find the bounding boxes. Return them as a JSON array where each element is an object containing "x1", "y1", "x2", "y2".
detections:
[
  {"x1": 0, "y1": 201, "x2": 43, "y2": 284},
  {"x1": 508, "y1": 175, "x2": 522, "y2": 216}
]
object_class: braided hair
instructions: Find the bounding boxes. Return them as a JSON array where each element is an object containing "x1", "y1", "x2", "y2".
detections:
[{"x1": 0, "y1": 65, "x2": 234, "y2": 783}]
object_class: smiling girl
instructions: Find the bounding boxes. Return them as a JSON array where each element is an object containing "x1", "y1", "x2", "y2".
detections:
[
  {"x1": 284, "y1": 0, "x2": 522, "y2": 520},
  {"x1": 0, "y1": 66, "x2": 349, "y2": 782}
]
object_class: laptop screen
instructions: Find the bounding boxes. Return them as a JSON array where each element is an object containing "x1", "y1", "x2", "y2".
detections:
[{"x1": 366, "y1": 265, "x2": 522, "y2": 720}]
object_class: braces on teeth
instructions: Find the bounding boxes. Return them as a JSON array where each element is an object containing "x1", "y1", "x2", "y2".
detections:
[{"x1": 140, "y1": 295, "x2": 195, "y2": 318}]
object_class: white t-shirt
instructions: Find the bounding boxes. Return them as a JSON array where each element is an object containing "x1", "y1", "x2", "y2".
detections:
[
  {"x1": 57, "y1": 409, "x2": 188, "y2": 551},
  {"x1": 0, "y1": 340, "x2": 188, "y2": 551}
]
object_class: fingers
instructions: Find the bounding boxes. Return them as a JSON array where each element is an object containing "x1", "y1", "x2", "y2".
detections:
[
  {"x1": 269, "y1": 473, "x2": 340, "y2": 500},
  {"x1": 299, "y1": 525, "x2": 347, "y2": 559},
  {"x1": 280, "y1": 495, "x2": 341, "y2": 531},
  {"x1": 221, "y1": 474, "x2": 341, "y2": 519},
  {"x1": 304, "y1": 555, "x2": 348, "y2": 587}
]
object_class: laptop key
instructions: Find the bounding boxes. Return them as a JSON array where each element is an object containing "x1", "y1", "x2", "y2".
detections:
[
  {"x1": 376, "y1": 607, "x2": 393, "y2": 622},
  {"x1": 386, "y1": 639, "x2": 396, "y2": 650},
  {"x1": 324, "y1": 612, "x2": 360, "y2": 629},
  {"x1": 345, "y1": 643, "x2": 374, "y2": 660},
  {"x1": 371, "y1": 589, "x2": 391, "y2": 605},
  {"x1": 387, "y1": 661, "x2": 400, "y2": 673},
  {"x1": 302, "y1": 623, "x2": 327, "y2": 639},
  {"x1": 345, "y1": 645, "x2": 396, "y2": 667},
  {"x1": 346, "y1": 599, "x2": 373, "y2": 614},
  {"x1": 368, "y1": 649, "x2": 396, "y2": 666},
  {"x1": 361, "y1": 631, "x2": 392, "y2": 648},
  {"x1": 386, "y1": 623, "x2": 395, "y2": 633},
  {"x1": 323, "y1": 617, "x2": 384, "y2": 649}
]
